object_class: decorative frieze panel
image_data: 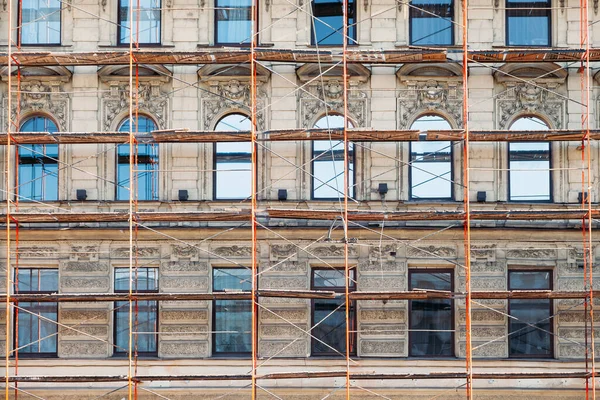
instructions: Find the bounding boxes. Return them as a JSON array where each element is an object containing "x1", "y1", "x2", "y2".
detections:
[
  {"x1": 211, "y1": 245, "x2": 252, "y2": 258},
  {"x1": 112, "y1": 246, "x2": 160, "y2": 258},
  {"x1": 270, "y1": 244, "x2": 298, "y2": 261},
  {"x1": 68, "y1": 244, "x2": 100, "y2": 262},
  {"x1": 3, "y1": 80, "x2": 70, "y2": 130},
  {"x1": 505, "y1": 247, "x2": 556, "y2": 260},
  {"x1": 101, "y1": 80, "x2": 168, "y2": 130},
  {"x1": 397, "y1": 80, "x2": 463, "y2": 128},
  {"x1": 298, "y1": 80, "x2": 368, "y2": 128},
  {"x1": 311, "y1": 245, "x2": 358, "y2": 258},
  {"x1": 406, "y1": 245, "x2": 456, "y2": 258},
  {"x1": 201, "y1": 80, "x2": 266, "y2": 130},
  {"x1": 496, "y1": 83, "x2": 565, "y2": 129},
  {"x1": 170, "y1": 244, "x2": 200, "y2": 261},
  {"x1": 18, "y1": 246, "x2": 58, "y2": 258}
]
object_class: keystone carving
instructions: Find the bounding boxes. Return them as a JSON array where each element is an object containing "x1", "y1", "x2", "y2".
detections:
[
  {"x1": 398, "y1": 80, "x2": 463, "y2": 128},
  {"x1": 4, "y1": 80, "x2": 69, "y2": 130},
  {"x1": 299, "y1": 80, "x2": 368, "y2": 128},
  {"x1": 102, "y1": 80, "x2": 168, "y2": 130},
  {"x1": 202, "y1": 80, "x2": 266, "y2": 130},
  {"x1": 497, "y1": 83, "x2": 565, "y2": 129}
]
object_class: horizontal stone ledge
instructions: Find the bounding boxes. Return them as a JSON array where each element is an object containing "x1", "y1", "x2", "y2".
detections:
[{"x1": 7, "y1": 371, "x2": 593, "y2": 383}]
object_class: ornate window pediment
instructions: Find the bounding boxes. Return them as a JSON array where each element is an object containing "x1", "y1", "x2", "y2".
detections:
[
  {"x1": 296, "y1": 64, "x2": 369, "y2": 128},
  {"x1": 396, "y1": 64, "x2": 463, "y2": 128},
  {"x1": 198, "y1": 65, "x2": 269, "y2": 130},
  {"x1": 1, "y1": 66, "x2": 72, "y2": 130},
  {"x1": 494, "y1": 63, "x2": 567, "y2": 129},
  {"x1": 99, "y1": 65, "x2": 171, "y2": 130}
]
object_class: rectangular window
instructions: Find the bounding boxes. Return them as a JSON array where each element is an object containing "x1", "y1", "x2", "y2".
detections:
[
  {"x1": 18, "y1": 144, "x2": 59, "y2": 201},
  {"x1": 114, "y1": 267, "x2": 159, "y2": 356},
  {"x1": 214, "y1": 142, "x2": 252, "y2": 200},
  {"x1": 15, "y1": 268, "x2": 59, "y2": 356},
  {"x1": 311, "y1": 0, "x2": 356, "y2": 45},
  {"x1": 410, "y1": 142, "x2": 452, "y2": 200},
  {"x1": 118, "y1": 0, "x2": 161, "y2": 45},
  {"x1": 312, "y1": 141, "x2": 354, "y2": 199},
  {"x1": 508, "y1": 142, "x2": 551, "y2": 202},
  {"x1": 213, "y1": 267, "x2": 252, "y2": 355},
  {"x1": 409, "y1": 269, "x2": 454, "y2": 357},
  {"x1": 506, "y1": 0, "x2": 551, "y2": 46},
  {"x1": 215, "y1": 0, "x2": 253, "y2": 45},
  {"x1": 20, "y1": 0, "x2": 61, "y2": 45},
  {"x1": 409, "y1": 0, "x2": 453, "y2": 46},
  {"x1": 116, "y1": 144, "x2": 159, "y2": 201},
  {"x1": 311, "y1": 268, "x2": 356, "y2": 356},
  {"x1": 508, "y1": 270, "x2": 553, "y2": 358}
]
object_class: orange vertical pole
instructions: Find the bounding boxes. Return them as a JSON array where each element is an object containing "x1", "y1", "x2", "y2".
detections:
[
  {"x1": 461, "y1": 0, "x2": 473, "y2": 398},
  {"x1": 127, "y1": 0, "x2": 135, "y2": 399},
  {"x1": 250, "y1": 0, "x2": 259, "y2": 397}
]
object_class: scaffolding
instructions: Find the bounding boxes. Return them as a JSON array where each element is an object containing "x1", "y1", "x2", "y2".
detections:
[{"x1": 0, "y1": 0, "x2": 598, "y2": 398}]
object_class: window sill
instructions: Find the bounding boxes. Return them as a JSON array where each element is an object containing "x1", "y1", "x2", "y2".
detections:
[
  {"x1": 196, "y1": 43, "x2": 275, "y2": 48},
  {"x1": 99, "y1": 44, "x2": 175, "y2": 49},
  {"x1": 491, "y1": 45, "x2": 562, "y2": 49}
]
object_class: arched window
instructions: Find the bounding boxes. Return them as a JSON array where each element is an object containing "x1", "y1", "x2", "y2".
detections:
[
  {"x1": 214, "y1": 114, "x2": 252, "y2": 200},
  {"x1": 508, "y1": 116, "x2": 551, "y2": 202},
  {"x1": 409, "y1": 0, "x2": 454, "y2": 45},
  {"x1": 18, "y1": 116, "x2": 59, "y2": 201},
  {"x1": 312, "y1": 115, "x2": 355, "y2": 199},
  {"x1": 117, "y1": 116, "x2": 159, "y2": 201},
  {"x1": 409, "y1": 115, "x2": 453, "y2": 200}
]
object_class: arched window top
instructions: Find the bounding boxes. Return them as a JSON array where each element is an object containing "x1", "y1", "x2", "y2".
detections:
[
  {"x1": 410, "y1": 114, "x2": 452, "y2": 130},
  {"x1": 215, "y1": 113, "x2": 251, "y2": 131},
  {"x1": 509, "y1": 116, "x2": 550, "y2": 131},
  {"x1": 118, "y1": 116, "x2": 157, "y2": 133},
  {"x1": 20, "y1": 116, "x2": 59, "y2": 133},
  {"x1": 313, "y1": 114, "x2": 355, "y2": 129}
]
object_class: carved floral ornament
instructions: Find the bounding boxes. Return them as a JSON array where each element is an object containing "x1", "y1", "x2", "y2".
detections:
[
  {"x1": 396, "y1": 64, "x2": 463, "y2": 129},
  {"x1": 99, "y1": 66, "x2": 171, "y2": 131},
  {"x1": 494, "y1": 63, "x2": 567, "y2": 130}
]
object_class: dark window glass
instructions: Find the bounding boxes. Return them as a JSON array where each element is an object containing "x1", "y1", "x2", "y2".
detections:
[
  {"x1": 312, "y1": 116, "x2": 355, "y2": 199},
  {"x1": 509, "y1": 117, "x2": 551, "y2": 202},
  {"x1": 409, "y1": 0, "x2": 453, "y2": 45},
  {"x1": 118, "y1": 0, "x2": 161, "y2": 44},
  {"x1": 410, "y1": 116, "x2": 453, "y2": 200},
  {"x1": 508, "y1": 270, "x2": 553, "y2": 357},
  {"x1": 20, "y1": 0, "x2": 61, "y2": 45},
  {"x1": 311, "y1": 0, "x2": 356, "y2": 45},
  {"x1": 114, "y1": 267, "x2": 159, "y2": 355},
  {"x1": 409, "y1": 270, "x2": 453, "y2": 357},
  {"x1": 117, "y1": 117, "x2": 159, "y2": 201},
  {"x1": 311, "y1": 268, "x2": 356, "y2": 356},
  {"x1": 213, "y1": 267, "x2": 252, "y2": 355},
  {"x1": 215, "y1": 0, "x2": 253, "y2": 45},
  {"x1": 214, "y1": 114, "x2": 252, "y2": 200},
  {"x1": 18, "y1": 117, "x2": 59, "y2": 202},
  {"x1": 15, "y1": 268, "x2": 59, "y2": 356},
  {"x1": 506, "y1": 0, "x2": 550, "y2": 46}
]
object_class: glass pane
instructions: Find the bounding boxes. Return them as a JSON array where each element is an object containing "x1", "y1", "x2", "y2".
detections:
[
  {"x1": 409, "y1": 116, "x2": 453, "y2": 199},
  {"x1": 215, "y1": 114, "x2": 252, "y2": 199},
  {"x1": 506, "y1": 0, "x2": 550, "y2": 46},
  {"x1": 311, "y1": 0, "x2": 356, "y2": 45},
  {"x1": 115, "y1": 267, "x2": 159, "y2": 292},
  {"x1": 409, "y1": 272, "x2": 453, "y2": 357},
  {"x1": 117, "y1": 117, "x2": 158, "y2": 201},
  {"x1": 215, "y1": 0, "x2": 252, "y2": 44},
  {"x1": 18, "y1": 301, "x2": 58, "y2": 354},
  {"x1": 410, "y1": 0, "x2": 453, "y2": 45},
  {"x1": 312, "y1": 298, "x2": 354, "y2": 354},
  {"x1": 214, "y1": 299, "x2": 252, "y2": 353},
  {"x1": 509, "y1": 299, "x2": 552, "y2": 356},
  {"x1": 509, "y1": 270, "x2": 551, "y2": 290},
  {"x1": 119, "y1": 0, "x2": 161, "y2": 44},
  {"x1": 509, "y1": 117, "x2": 550, "y2": 201},
  {"x1": 16, "y1": 269, "x2": 58, "y2": 293},
  {"x1": 115, "y1": 300, "x2": 158, "y2": 353},
  {"x1": 313, "y1": 269, "x2": 355, "y2": 289},
  {"x1": 213, "y1": 268, "x2": 252, "y2": 291},
  {"x1": 21, "y1": 0, "x2": 61, "y2": 45}
]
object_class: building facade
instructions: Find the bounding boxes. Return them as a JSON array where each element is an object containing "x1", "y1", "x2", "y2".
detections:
[{"x1": 0, "y1": 0, "x2": 599, "y2": 398}]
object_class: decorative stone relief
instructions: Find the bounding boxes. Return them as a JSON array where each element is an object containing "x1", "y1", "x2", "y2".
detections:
[
  {"x1": 406, "y1": 245, "x2": 456, "y2": 258},
  {"x1": 212, "y1": 245, "x2": 252, "y2": 257},
  {"x1": 201, "y1": 80, "x2": 266, "y2": 130},
  {"x1": 171, "y1": 244, "x2": 199, "y2": 261},
  {"x1": 69, "y1": 244, "x2": 99, "y2": 261},
  {"x1": 505, "y1": 247, "x2": 556, "y2": 259},
  {"x1": 470, "y1": 245, "x2": 496, "y2": 262},
  {"x1": 298, "y1": 80, "x2": 368, "y2": 128},
  {"x1": 112, "y1": 246, "x2": 160, "y2": 258},
  {"x1": 101, "y1": 80, "x2": 168, "y2": 130},
  {"x1": 3, "y1": 80, "x2": 70, "y2": 130},
  {"x1": 397, "y1": 80, "x2": 463, "y2": 128},
  {"x1": 496, "y1": 83, "x2": 565, "y2": 129},
  {"x1": 368, "y1": 245, "x2": 397, "y2": 261},
  {"x1": 270, "y1": 244, "x2": 298, "y2": 261},
  {"x1": 311, "y1": 245, "x2": 358, "y2": 257},
  {"x1": 18, "y1": 246, "x2": 58, "y2": 258}
]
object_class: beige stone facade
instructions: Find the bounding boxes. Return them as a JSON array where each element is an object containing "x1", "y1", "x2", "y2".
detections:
[{"x1": 0, "y1": 0, "x2": 599, "y2": 398}]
